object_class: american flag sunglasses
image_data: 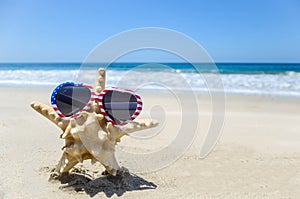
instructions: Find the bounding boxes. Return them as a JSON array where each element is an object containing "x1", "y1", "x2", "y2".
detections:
[{"x1": 51, "y1": 82, "x2": 143, "y2": 125}]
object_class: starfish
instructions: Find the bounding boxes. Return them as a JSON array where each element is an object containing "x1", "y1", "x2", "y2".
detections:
[{"x1": 30, "y1": 68, "x2": 158, "y2": 179}]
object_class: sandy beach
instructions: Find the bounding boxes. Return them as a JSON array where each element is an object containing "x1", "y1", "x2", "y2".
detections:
[{"x1": 0, "y1": 87, "x2": 300, "y2": 199}]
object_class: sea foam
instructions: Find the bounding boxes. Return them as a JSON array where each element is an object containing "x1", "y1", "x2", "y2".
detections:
[{"x1": 1, "y1": 64, "x2": 300, "y2": 97}]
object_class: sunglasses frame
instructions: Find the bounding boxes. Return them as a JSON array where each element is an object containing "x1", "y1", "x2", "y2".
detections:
[{"x1": 50, "y1": 81, "x2": 143, "y2": 125}]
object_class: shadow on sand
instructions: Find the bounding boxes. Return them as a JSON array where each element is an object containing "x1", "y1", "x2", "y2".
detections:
[{"x1": 56, "y1": 170, "x2": 157, "y2": 197}]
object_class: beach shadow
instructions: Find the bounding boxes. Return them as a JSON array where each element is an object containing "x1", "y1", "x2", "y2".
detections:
[{"x1": 56, "y1": 170, "x2": 157, "y2": 197}]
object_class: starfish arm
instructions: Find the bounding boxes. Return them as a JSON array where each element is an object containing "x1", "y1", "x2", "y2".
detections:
[
  {"x1": 100, "y1": 152, "x2": 120, "y2": 176},
  {"x1": 49, "y1": 152, "x2": 79, "y2": 180},
  {"x1": 91, "y1": 68, "x2": 106, "y2": 114},
  {"x1": 30, "y1": 101, "x2": 68, "y2": 131},
  {"x1": 103, "y1": 162, "x2": 119, "y2": 176},
  {"x1": 106, "y1": 122, "x2": 126, "y2": 140},
  {"x1": 94, "y1": 68, "x2": 106, "y2": 94},
  {"x1": 120, "y1": 119, "x2": 158, "y2": 134}
]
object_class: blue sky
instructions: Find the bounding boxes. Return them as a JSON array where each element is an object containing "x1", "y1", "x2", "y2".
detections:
[{"x1": 0, "y1": 0, "x2": 299, "y2": 62}]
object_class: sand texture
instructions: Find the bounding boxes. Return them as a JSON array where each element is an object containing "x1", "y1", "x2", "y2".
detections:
[{"x1": 0, "y1": 88, "x2": 300, "y2": 198}]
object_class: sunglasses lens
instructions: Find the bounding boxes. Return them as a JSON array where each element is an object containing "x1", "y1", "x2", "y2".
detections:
[
  {"x1": 102, "y1": 90, "x2": 138, "y2": 125},
  {"x1": 56, "y1": 85, "x2": 91, "y2": 116}
]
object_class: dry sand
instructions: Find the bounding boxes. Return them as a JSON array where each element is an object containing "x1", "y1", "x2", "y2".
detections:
[{"x1": 0, "y1": 87, "x2": 300, "y2": 198}]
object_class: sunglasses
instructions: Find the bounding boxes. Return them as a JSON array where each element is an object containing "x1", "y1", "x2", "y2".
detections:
[{"x1": 51, "y1": 82, "x2": 142, "y2": 125}]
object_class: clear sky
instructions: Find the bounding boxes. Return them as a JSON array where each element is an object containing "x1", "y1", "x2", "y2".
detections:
[{"x1": 0, "y1": 0, "x2": 299, "y2": 62}]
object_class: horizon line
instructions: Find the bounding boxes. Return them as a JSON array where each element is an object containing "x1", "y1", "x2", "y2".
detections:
[{"x1": 0, "y1": 61, "x2": 300, "y2": 64}]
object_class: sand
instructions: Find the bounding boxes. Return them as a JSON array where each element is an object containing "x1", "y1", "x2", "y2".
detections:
[{"x1": 0, "y1": 87, "x2": 300, "y2": 199}]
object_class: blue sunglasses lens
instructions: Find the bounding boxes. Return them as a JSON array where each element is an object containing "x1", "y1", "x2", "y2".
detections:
[
  {"x1": 102, "y1": 90, "x2": 138, "y2": 124},
  {"x1": 56, "y1": 85, "x2": 91, "y2": 116}
]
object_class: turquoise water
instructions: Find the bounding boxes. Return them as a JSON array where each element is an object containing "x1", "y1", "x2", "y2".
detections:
[
  {"x1": 1, "y1": 62, "x2": 300, "y2": 74},
  {"x1": 0, "y1": 63, "x2": 300, "y2": 97}
]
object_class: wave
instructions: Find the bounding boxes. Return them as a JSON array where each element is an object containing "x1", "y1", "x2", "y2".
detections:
[
  {"x1": 0, "y1": 69, "x2": 79, "y2": 86},
  {"x1": 1, "y1": 68, "x2": 300, "y2": 97}
]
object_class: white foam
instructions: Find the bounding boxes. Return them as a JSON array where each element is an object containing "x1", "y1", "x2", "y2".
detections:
[
  {"x1": 0, "y1": 69, "x2": 79, "y2": 87},
  {"x1": 1, "y1": 69, "x2": 300, "y2": 97}
]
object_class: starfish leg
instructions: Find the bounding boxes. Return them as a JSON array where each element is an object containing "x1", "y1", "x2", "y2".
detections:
[
  {"x1": 90, "y1": 68, "x2": 106, "y2": 114},
  {"x1": 94, "y1": 68, "x2": 106, "y2": 94},
  {"x1": 30, "y1": 101, "x2": 68, "y2": 131},
  {"x1": 106, "y1": 119, "x2": 158, "y2": 140},
  {"x1": 49, "y1": 152, "x2": 79, "y2": 180},
  {"x1": 120, "y1": 119, "x2": 158, "y2": 134}
]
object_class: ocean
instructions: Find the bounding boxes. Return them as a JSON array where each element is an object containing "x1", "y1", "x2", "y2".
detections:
[{"x1": 1, "y1": 63, "x2": 300, "y2": 97}]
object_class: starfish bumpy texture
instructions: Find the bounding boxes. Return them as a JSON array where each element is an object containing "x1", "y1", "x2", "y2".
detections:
[{"x1": 30, "y1": 68, "x2": 158, "y2": 179}]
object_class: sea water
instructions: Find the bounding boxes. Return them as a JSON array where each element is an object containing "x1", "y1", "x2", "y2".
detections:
[{"x1": 0, "y1": 63, "x2": 300, "y2": 97}]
